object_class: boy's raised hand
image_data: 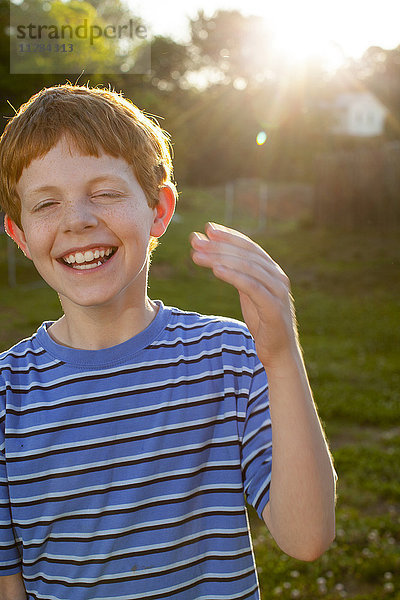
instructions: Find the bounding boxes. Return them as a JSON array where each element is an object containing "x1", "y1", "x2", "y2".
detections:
[
  {"x1": 190, "y1": 222, "x2": 299, "y2": 370},
  {"x1": 191, "y1": 223, "x2": 337, "y2": 557}
]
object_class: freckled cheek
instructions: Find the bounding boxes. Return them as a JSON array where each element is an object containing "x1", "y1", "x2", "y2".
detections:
[
  {"x1": 108, "y1": 207, "x2": 154, "y2": 238},
  {"x1": 27, "y1": 223, "x2": 55, "y2": 252}
]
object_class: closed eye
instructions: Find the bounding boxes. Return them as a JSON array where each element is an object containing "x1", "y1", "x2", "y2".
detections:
[
  {"x1": 34, "y1": 200, "x2": 57, "y2": 211},
  {"x1": 93, "y1": 192, "x2": 124, "y2": 199}
]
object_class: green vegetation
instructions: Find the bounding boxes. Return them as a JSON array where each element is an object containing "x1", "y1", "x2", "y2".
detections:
[{"x1": 0, "y1": 186, "x2": 399, "y2": 599}]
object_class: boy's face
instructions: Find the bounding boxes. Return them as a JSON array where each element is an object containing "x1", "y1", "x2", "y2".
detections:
[{"x1": 8, "y1": 135, "x2": 174, "y2": 314}]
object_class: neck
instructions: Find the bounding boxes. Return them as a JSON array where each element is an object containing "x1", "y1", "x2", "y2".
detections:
[{"x1": 48, "y1": 296, "x2": 158, "y2": 350}]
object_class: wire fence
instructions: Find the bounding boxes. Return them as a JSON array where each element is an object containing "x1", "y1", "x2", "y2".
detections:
[{"x1": 221, "y1": 179, "x2": 314, "y2": 234}]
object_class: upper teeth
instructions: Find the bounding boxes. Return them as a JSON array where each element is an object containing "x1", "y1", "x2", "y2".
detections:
[{"x1": 63, "y1": 248, "x2": 113, "y2": 264}]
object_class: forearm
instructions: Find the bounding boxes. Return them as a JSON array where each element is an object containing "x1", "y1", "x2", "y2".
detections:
[
  {"x1": 0, "y1": 572, "x2": 27, "y2": 600},
  {"x1": 262, "y1": 346, "x2": 337, "y2": 561}
]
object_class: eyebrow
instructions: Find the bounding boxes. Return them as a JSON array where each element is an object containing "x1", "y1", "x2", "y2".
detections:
[{"x1": 28, "y1": 175, "x2": 130, "y2": 196}]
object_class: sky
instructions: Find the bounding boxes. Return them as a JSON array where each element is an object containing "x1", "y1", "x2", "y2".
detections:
[{"x1": 131, "y1": 0, "x2": 400, "y2": 69}]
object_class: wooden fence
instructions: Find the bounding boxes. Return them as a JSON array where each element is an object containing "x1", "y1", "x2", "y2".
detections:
[{"x1": 313, "y1": 142, "x2": 400, "y2": 230}]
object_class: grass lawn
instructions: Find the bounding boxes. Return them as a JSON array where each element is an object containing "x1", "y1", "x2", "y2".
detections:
[{"x1": 0, "y1": 185, "x2": 399, "y2": 599}]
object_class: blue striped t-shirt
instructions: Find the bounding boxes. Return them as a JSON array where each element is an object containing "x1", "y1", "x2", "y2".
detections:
[{"x1": 0, "y1": 301, "x2": 272, "y2": 600}]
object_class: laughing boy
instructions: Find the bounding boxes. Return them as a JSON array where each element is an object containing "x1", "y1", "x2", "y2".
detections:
[{"x1": 0, "y1": 84, "x2": 336, "y2": 600}]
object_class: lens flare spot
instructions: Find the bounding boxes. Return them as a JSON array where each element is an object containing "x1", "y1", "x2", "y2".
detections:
[{"x1": 256, "y1": 131, "x2": 267, "y2": 145}]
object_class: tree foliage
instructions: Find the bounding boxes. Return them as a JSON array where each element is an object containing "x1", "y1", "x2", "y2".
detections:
[
  {"x1": 189, "y1": 9, "x2": 276, "y2": 85},
  {"x1": 11, "y1": 0, "x2": 117, "y2": 74}
]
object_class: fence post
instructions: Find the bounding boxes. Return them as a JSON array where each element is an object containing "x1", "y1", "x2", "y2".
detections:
[
  {"x1": 224, "y1": 181, "x2": 234, "y2": 226},
  {"x1": 258, "y1": 181, "x2": 268, "y2": 232}
]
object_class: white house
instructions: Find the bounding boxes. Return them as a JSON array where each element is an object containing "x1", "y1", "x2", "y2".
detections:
[{"x1": 330, "y1": 91, "x2": 388, "y2": 137}]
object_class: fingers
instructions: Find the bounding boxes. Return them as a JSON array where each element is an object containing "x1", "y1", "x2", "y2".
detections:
[
  {"x1": 191, "y1": 223, "x2": 264, "y2": 260},
  {"x1": 207, "y1": 261, "x2": 287, "y2": 312},
  {"x1": 190, "y1": 222, "x2": 290, "y2": 293}
]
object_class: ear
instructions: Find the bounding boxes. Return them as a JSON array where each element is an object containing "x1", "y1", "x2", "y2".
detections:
[
  {"x1": 4, "y1": 214, "x2": 32, "y2": 260},
  {"x1": 150, "y1": 183, "x2": 176, "y2": 238}
]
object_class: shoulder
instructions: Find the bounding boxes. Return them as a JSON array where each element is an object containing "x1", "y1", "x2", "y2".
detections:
[
  {"x1": 161, "y1": 305, "x2": 257, "y2": 355},
  {"x1": 0, "y1": 324, "x2": 49, "y2": 377},
  {"x1": 167, "y1": 305, "x2": 251, "y2": 336},
  {"x1": 161, "y1": 307, "x2": 267, "y2": 388}
]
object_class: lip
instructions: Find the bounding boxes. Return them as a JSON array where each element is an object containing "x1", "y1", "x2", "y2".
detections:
[{"x1": 55, "y1": 244, "x2": 118, "y2": 260}]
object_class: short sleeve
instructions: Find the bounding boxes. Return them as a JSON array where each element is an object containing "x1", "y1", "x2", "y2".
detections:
[
  {"x1": 0, "y1": 381, "x2": 22, "y2": 575},
  {"x1": 240, "y1": 355, "x2": 272, "y2": 520}
]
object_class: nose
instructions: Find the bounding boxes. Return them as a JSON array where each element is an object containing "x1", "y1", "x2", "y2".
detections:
[{"x1": 61, "y1": 197, "x2": 98, "y2": 233}]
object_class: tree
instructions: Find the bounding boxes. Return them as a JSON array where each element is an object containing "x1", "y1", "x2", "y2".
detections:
[
  {"x1": 9, "y1": 0, "x2": 142, "y2": 75},
  {"x1": 189, "y1": 9, "x2": 277, "y2": 87}
]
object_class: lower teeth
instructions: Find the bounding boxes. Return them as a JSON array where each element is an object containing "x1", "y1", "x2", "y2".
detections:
[{"x1": 72, "y1": 261, "x2": 102, "y2": 270}]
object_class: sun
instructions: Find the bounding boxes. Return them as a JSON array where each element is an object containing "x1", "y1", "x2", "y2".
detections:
[
  {"x1": 245, "y1": 0, "x2": 354, "y2": 71},
  {"x1": 272, "y1": 24, "x2": 344, "y2": 70}
]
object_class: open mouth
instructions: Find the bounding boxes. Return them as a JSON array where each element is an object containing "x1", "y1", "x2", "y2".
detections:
[{"x1": 58, "y1": 247, "x2": 118, "y2": 270}]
